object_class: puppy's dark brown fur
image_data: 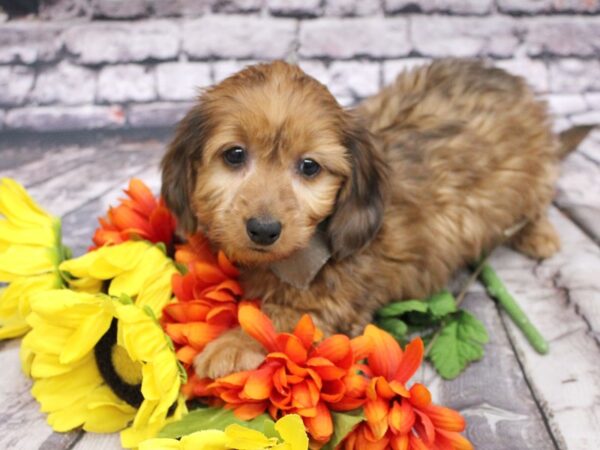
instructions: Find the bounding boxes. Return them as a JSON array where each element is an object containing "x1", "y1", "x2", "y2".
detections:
[{"x1": 163, "y1": 59, "x2": 565, "y2": 378}]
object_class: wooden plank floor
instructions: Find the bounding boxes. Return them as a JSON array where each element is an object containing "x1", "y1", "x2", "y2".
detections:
[{"x1": 0, "y1": 129, "x2": 599, "y2": 450}]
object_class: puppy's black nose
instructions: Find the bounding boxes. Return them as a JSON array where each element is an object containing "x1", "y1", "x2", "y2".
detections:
[{"x1": 246, "y1": 217, "x2": 282, "y2": 246}]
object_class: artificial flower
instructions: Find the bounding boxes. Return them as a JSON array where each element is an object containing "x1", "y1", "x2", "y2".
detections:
[
  {"x1": 90, "y1": 178, "x2": 177, "y2": 250},
  {"x1": 21, "y1": 289, "x2": 186, "y2": 448},
  {"x1": 162, "y1": 233, "x2": 242, "y2": 368},
  {"x1": 60, "y1": 240, "x2": 177, "y2": 317},
  {"x1": 139, "y1": 414, "x2": 308, "y2": 450},
  {"x1": 207, "y1": 302, "x2": 372, "y2": 444},
  {"x1": 0, "y1": 178, "x2": 66, "y2": 339},
  {"x1": 340, "y1": 326, "x2": 473, "y2": 450}
]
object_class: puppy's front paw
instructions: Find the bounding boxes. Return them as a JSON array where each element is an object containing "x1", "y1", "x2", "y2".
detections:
[{"x1": 193, "y1": 329, "x2": 266, "y2": 379}]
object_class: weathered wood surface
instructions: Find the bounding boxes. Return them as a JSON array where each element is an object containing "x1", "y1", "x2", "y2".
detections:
[{"x1": 0, "y1": 130, "x2": 599, "y2": 450}]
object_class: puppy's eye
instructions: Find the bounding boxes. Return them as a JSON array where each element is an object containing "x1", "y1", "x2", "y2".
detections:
[
  {"x1": 223, "y1": 147, "x2": 246, "y2": 167},
  {"x1": 298, "y1": 158, "x2": 321, "y2": 178}
]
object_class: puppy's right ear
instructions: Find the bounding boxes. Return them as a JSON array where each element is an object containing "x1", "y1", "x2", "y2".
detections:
[{"x1": 161, "y1": 104, "x2": 210, "y2": 234}]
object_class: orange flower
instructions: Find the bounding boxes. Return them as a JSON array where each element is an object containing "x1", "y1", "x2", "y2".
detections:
[
  {"x1": 162, "y1": 233, "x2": 243, "y2": 390},
  {"x1": 207, "y1": 302, "x2": 373, "y2": 444},
  {"x1": 339, "y1": 326, "x2": 473, "y2": 450},
  {"x1": 90, "y1": 178, "x2": 176, "y2": 250}
]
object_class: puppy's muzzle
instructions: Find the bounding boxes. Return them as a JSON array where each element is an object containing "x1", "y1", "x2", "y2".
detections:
[{"x1": 246, "y1": 217, "x2": 282, "y2": 246}]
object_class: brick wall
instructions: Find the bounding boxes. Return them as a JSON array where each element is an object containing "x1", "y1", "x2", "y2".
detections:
[{"x1": 1, "y1": 0, "x2": 599, "y2": 133}]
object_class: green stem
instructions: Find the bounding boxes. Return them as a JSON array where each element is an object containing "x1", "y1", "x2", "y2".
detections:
[{"x1": 479, "y1": 263, "x2": 549, "y2": 354}]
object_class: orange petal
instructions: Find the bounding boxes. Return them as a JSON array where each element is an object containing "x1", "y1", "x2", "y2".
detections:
[
  {"x1": 320, "y1": 379, "x2": 345, "y2": 403},
  {"x1": 238, "y1": 302, "x2": 280, "y2": 352},
  {"x1": 292, "y1": 381, "x2": 318, "y2": 410},
  {"x1": 409, "y1": 435, "x2": 430, "y2": 450},
  {"x1": 364, "y1": 396, "x2": 389, "y2": 425},
  {"x1": 281, "y1": 334, "x2": 308, "y2": 364},
  {"x1": 126, "y1": 178, "x2": 157, "y2": 216},
  {"x1": 193, "y1": 261, "x2": 226, "y2": 284},
  {"x1": 217, "y1": 250, "x2": 240, "y2": 277},
  {"x1": 409, "y1": 383, "x2": 432, "y2": 409},
  {"x1": 149, "y1": 205, "x2": 176, "y2": 245},
  {"x1": 176, "y1": 345, "x2": 199, "y2": 366},
  {"x1": 350, "y1": 335, "x2": 373, "y2": 361},
  {"x1": 233, "y1": 402, "x2": 268, "y2": 420},
  {"x1": 307, "y1": 357, "x2": 347, "y2": 381},
  {"x1": 390, "y1": 433, "x2": 409, "y2": 450},
  {"x1": 414, "y1": 409, "x2": 435, "y2": 444},
  {"x1": 421, "y1": 404, "x2": 466, "y2": 432},
  {"x1": 293, "y1": 314, "x2": 317, "y2": 349},
  {"x1": 389, "y1": 399, "x2": 415, "y2": 434},
  {"x1": 389, "y1": 380, "x2": 410, "y2": 398},
  {"x1": 184, "y1": 323, "x2": 228, "y2": 349},
  {"x1": 395, "y1": 337, "x2": 424, "y2": 384},
  {"x1": 315, "y1": 335, "x2": 353, "y2": 369},
  {"x1": 359, "y1": 425, "x2": 390, "y2": 449},
  {"x1": 242, "y1": 367, "x2": 274, "y2": 400},
  {"x1": 304, "y1": 402, "x2": 333, "y2": 442},
  {"x1": 435, "y1": 429, "x2": 474, "y2": 450},
  {"x1": 364, "y1": 325, "x2": 402, "y2": 380}
]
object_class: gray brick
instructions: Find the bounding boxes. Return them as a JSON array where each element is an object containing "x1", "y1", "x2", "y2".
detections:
[
  {"x1": 584, "y1": 93, "x2": 600, "y2": 110},
  {"x1": 31, "y1": 62, "x2": 96, "y2": 105},
  {"x1": 385, "y1": 0, "x2": 493, "y2": 14},
  {"x1": 382, "y1": 58, "x2": 431, "y2": 85},
  {"x1": 269, "y1": 0, "x2": 322, "y2": 16},
  {"x1": 97, "y1": 65, "x2": 156, "y2": 103},
  {"x1": 0, "y1": 23, "x2": 63, "y2": 64},
  {"x1": 549, "y1": 59, "x2": 600, "y2": 93},
  {"x1": 212, "y1": 60, "x2": 258, "y2": 83},
  {"x1": 525, "y1": 17, "x2": 600, "y2": 57},
  {"x1": 39, "y1": 0, "x2": 92, "y2": 19},
  {"x1": 64, "y1": 20, "x2": 179, "y2": 64},
  {"x1": 411, "y1": 16, "x2": 519, "y2": 58},
  {"x1": 91, "y1": 0, "x2": 148, "y2": 18},
  {"x1": 128, "y1": 102, "x2": 194, "y2": 127},
  {"x1": 0, "y1": 66, "x2": 35, "y2": 107},
  {"x1": 300, "y1": 61, "x2": 380, "y2": 102},
  {"x1": 183, "y1": 16, "x2": 296, "y2": 59},
  {"x1": 498, "y1": 0, "x2": 600, "y2": 14},
  {"x1": 213, "y1": 0, "x2": 263, "y2": 13},
  {"x1": 156, "y1": 62, "x2": 211, "y2": 101},
  {"x1": 325, "y1": 0, "x2": 381, "y2": 16},
  {"x1": 494, "y1": 58, "x2": 549, "y2": 93},
  {"x1": 300, "y1": 18, "x2": 410, "y2": 59},
  {"x1": 5, "y1": 105, "x2": 126, "y2": 131},
  {"x1": 544, "y1": 94, "x2": 588, "y2": 116},
  {"x1": 0, "y1": 110, "x2": 4, "y2": 131}
]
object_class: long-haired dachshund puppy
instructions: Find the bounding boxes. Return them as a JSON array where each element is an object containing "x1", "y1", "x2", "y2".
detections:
[{"x1": 161, "y1": 59, "x2": 587, "y2": 379}]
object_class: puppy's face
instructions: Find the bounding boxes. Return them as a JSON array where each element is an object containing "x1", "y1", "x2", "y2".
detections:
[{"x1": 162, "y1": 62, "x2": 385, "y2": 266}]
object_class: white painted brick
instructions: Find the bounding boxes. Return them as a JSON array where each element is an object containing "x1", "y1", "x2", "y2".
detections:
[
  {"x1": 269, "y1": 0, "x2": 322, "y2": 16},
  {"x1": 64, "y1": 20, "x2": 180, "y2": 64},
  {"x1": 0, "y1": 23, "x2": 63, "y2": 64},
  {"x1": 183, "y1": 16, "x2": 296, "y2": 59},
  {"x1": 494, "y1": 58, "x2": 549, "y2": 94},
  {"x1": 31, "y1": 62, "x2": 96, "y2": 105},
  {"x1": 91, "y1": 0, "x2": 148, "y2": 18},
  {"x1": 386, "y1": 0, "x2": 493, "y2": 14},
  {"x1": 325, "y1": 0, "x2": 381, "y2": 16},
  {"x1": 584, "y1": 93, "x2": 600, "y2": 110},
  {"x1": 39, "y1": 0, "x2": 92, "y2": 19},
  {"x1": 212, "y1": 60, "x2": 258, "y2": 83},
  {"x1": 549, "y1": 59, "x2": 600, "y2": 93},
  {"x1": 156, "y1": 62, "x2": 211, "y2": 101},
  {"x1": 412, "y1": 16, "x2": 519, "y2": 58},
  {"x1": 552, "y1": 117, "x2": 573, "y2": 133},
  {"x1": 543, "y1": 94, "x2": 588, "y2": 116},
  {"x1": 97, "y1": 65, "x2": 156, "y2": 103},
  {"x1": 0, "y1": 66, "x2": 35, "y2": 106},
  {"x1": 525, "y1": 17, "x2": 600, "y2": 58},
  {"x1": 128, "y1": 102, "x2": 194, "y2": 127},
  {"x1": 382, "y1": 58, "x2": 432, "y2": 85},
  {"x1": 300, "y1": 18, "x2": 410, "y2": 58},
  {"x1": 498, "y1": 0, "x2": 600, "y2": 14},
  {"x1": 5, "y1": 105, "x2": 126, "y2": 131},
  {"x1": 569, "y1": 110, "x2": 600, "y2": 126}
]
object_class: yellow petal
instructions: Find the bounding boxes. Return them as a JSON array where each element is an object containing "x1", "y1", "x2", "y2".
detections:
[
  {"x1": 0, "y1": 316, "x2": 29, "y2": 339},
  {"x1": 109, "y1": 245, "x2": 171, "y2": 298},
  {"x1": 83, "y1": 385, "x2": 136, "y2": 433},
  {"x1": 135, "y1": 268, "x2": 176, "y2": 317},
  {"x1": 0, "y1": 219, "x2": 56, "y2": 247},
  {"x1": 274, "y1": 414, "x2": 309, "y2": 450},
  {"x1": 225, "y1": 424, "x2": 275, "y2": 450},
  {"x1": 139, "y1": 438, "x2": 183, "y2": 450},
  {"x1": 60, "y1": 307, "x2": 112, "y2": 364},
  {"x1": 0, "y1": 245, "x2": 57, "y2": 281},
  {"x1": 68, "y1": 276, "x2": 103, "y2": 294},
  {"x1": 0, "y1": 178, "x2": 53, "y2": 228},
  {"x1": 182, "y1": 430, "x2": 228, "y2": 450},
  {"x1": 20, "y1": 344, "x2": 34, "y2": 377}
]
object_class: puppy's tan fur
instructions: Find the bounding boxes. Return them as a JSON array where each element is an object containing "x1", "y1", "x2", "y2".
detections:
[{"x1": 162, "y1": 59, "x2": 563, "y2": 379}]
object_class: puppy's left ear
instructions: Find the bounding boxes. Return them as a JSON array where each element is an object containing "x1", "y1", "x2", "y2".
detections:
[{"x1": 327, "y1": 113, "x2": 387, "y2": 260}]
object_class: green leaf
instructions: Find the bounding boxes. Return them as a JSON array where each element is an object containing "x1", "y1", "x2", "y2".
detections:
[
  {"x1": 427, "y1": 290, "x2": 457, "y2": 319},
  {"x1": 376, "y1": 317, "x2": 408, "y2": 340},
  {"x1": 322, "y1": 410, "x2": 365, "y2": 450},
  {"x1": 158, "y1": 407, "x2": 276, "y2": 439},
  {"x1": 428, "y1": 310, "x2": 489, "y2": 380},
  {"x1": 376, "y1": 300, "x2": 428, "y2": 318}
]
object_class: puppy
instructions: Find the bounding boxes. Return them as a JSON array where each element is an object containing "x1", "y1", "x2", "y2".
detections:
[{"x1": 162, "y1": 59, "x2": 571, "y2": 379}]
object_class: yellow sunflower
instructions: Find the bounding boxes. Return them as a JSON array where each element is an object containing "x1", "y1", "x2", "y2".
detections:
[
  {"x1": 0, "y1": 178, "x2": 66, "y2": 339},
  {"x1": 59, "y1": 240, "x2": 177, "y2": 317},
  {"x1": 139, "y1": 414, "x2": 309, "y2": 450},
  {"x1": 22, "y1": 289, "x2": 187, "y2": 448}
]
